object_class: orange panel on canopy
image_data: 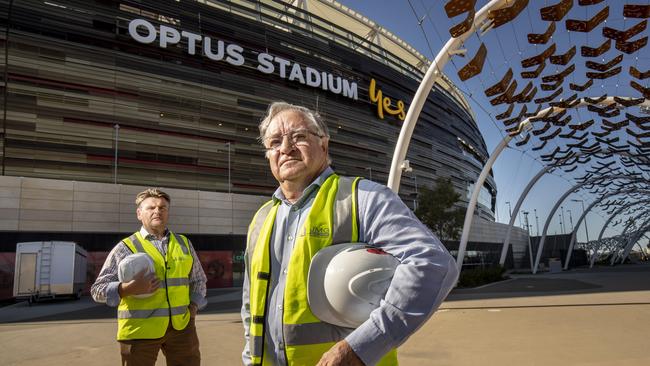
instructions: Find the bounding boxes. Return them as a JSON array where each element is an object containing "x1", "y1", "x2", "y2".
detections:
[
  {"x1": 565, "y1": 5, "x2": 609, "y2": 32},
  {"x1": 528, "y1": 21, "x2": 556, "y2": 44},
  {"x1": 488, "y1": 0, "x2": 529, "y2": 28},
  {"x1": 485, "y1": 68, "x2": 513, "y2": 97},
  {"x1": 457, "y1": 43, "x2": 487, "y2": 81},
  {"x1": 602, "y1": 20, "x2": 646, "y2": 41},
  {"x1": 581, "y1": 38, "x2": 611, "y2": 57},
  {"x1": 444, "y1": 0, "x2": 477, "y2": 17},
  {"x1": 623, "y1": 4, "x2": 650, "y2": 18},
  {"x1": 540, "y1": 0, "x2": 573, "y2": 21},
  {"x1": 550, "y1": 45, "x2": 576, "y2": 65}
]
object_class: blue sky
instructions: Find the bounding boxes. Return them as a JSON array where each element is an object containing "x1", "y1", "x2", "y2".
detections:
[{"x1": 336, "y1": 0, "x2": 650, "y2": 244}]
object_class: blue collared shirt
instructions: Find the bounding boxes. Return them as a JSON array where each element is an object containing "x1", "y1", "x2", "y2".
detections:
[{"x1": 241, "y1": 168, "x2": 458, "y2": 365}]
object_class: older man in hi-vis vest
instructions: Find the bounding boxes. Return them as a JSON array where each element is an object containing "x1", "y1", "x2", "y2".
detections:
[
  {"x1": 92, "y1": 188, "x2": 207, "y2": 366},
  {"x1": 241, "y1": 102, "x2": 458, "y2": 366}
]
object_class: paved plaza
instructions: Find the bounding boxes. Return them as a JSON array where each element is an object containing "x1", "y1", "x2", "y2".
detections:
[{"x1": 1, "y1": 263, "x2": 649, "y2": 365}]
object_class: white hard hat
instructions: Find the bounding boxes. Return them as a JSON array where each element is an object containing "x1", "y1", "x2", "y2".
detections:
[
  {"x1": 307, "y1": 243, "x2": 399, "y2": 328},
  {"x1": 118, "y1": 253, "x2": 155, "y2": 299}
]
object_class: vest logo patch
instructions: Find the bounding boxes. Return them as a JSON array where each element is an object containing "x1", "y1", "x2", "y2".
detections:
[{"x1": 309, "y1": 225, "x2": 330, "y2": 237}]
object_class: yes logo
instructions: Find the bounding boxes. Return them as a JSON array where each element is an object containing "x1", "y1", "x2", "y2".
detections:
[{"x1": 369, "y1": 78, "x2": 406, "y2": 121}]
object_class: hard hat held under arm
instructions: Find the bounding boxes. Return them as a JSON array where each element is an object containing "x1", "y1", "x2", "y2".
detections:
[{"x1": 307, "y1": 243, "x2": 399, "y2": 328}]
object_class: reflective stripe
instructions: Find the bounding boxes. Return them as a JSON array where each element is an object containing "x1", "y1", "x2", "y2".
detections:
[
  {"x1": 165, "y1": 277, "x2": 189, "y2": 286},
  {"x1": 172, "y1": 233, "x2": 189, "y2": 254},
  {"x1": 251, "y1": 335, "x2": 264, "y2": 357},
  {"x1": 252, "y1": 315, "x2": 265, "y2": 324},
  {"x1": 118, "y1": 308, "x2": 168, "y2": 319},
  {"x1": 118, "y1": 305, "x2": 187, "y2": 319},
  {"x1": 332, "y1": 176, "x2": 354, "y2": 244},
  {"x1": 283, "y1": 322, "x2": 353, "y2": 346},
  {"x1": 129, "y1": 234, "x2": 146, "y2": 253}
]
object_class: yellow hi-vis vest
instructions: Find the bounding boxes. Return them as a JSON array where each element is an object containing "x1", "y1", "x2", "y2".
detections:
[
  {"x1": 247, "y1": 174, "x2": 398, "y2": 366},
  {"x1": 117, "y1": 231, "x2": 193, "y2": 340}
]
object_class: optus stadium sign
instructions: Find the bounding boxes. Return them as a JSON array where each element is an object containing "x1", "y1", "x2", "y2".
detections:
[{"x1": 128, "y1": 19, "x2": 405, "y2": 121}]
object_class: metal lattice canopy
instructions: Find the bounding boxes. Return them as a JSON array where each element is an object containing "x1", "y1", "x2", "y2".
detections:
[{"x1": 388, "y1": 0, "x2": 650, "y2": 270}]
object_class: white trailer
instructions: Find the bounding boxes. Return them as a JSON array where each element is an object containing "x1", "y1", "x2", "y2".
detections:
[{"x1": 13, "y1": 241, "x2": 87, "y2": 303}]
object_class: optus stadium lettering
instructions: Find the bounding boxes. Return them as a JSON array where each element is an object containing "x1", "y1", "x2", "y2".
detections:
[{"x1": 128, "y1": 19, "x2": 358, "y2": 100}]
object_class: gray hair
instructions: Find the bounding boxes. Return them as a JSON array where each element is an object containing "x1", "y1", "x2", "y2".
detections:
[
  {"x1": 259, "y1": 102, "x2": 332, "y2": 164},
  {"x1": 258, "y1": 102, "x2": 330, "y2": 141}
]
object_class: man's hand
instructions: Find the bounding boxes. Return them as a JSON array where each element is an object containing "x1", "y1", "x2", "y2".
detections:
[
  {"x1": 316, "y1": 340, "x2": 365, "y2": 366},
  {"x1": 118, "y1": 269, "x2": 160, "y2": 298},
  {"x1": 189, "y1": 302, "x2": 198, "y2": 318}
]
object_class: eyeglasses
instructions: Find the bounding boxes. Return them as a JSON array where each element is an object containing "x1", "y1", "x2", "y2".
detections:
[{"x1": 263, "y1": 129, "x2": 322, "y2": 152}]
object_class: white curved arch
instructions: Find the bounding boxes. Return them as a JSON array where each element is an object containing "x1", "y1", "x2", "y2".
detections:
[
  {"x1": 499, "y1": 166, "x2": 554, "y2": 265},
  {"x1": 387, "y1": 0, "x2": 509, "y2": 192},
  {"x1": 585, "y1": 200, "x2": 650, "y2": 267},
  {"x1": 498, "y1": 149, "x2": 633, "y2": 266},
  {"x1": 456, "y1": 97, "x2": 649, "y2": 272},
  {"x1": 620, "y1": 223, "x2": 650, "y2": 264},
  {"x1": 564, "y1": 194, "x2": 650, "y2": 270},
  {"x1": 615, "y1": 210, "x2": 650, "y2": 264},
  {"x1": 597, "y1": 201, "x2": 650, "y2": 242},
  {"x1": 533, "y1": 180, "x2": 647, "y2": 273},
  {"x1": 381, "y1": 0, "x2": 650, "y2": 273}
]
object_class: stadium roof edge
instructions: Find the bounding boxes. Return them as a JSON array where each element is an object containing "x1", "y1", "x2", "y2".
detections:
[{"x1": 314, "y1": 0, "x2": 474, "y2": 117}]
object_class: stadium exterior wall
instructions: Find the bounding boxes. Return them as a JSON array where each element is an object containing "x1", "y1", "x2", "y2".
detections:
[{"x1": 0, "y1": 0, "x2": 498, "y2": 292}]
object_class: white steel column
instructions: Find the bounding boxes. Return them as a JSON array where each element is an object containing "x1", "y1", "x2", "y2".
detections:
[
  {"x1": 499, "y1": 166, "x2": 554, "y2": 265},
  {"x1": 457, "y1": 136, "x2": 511, "y2": 271},
  {"x1": 534, "y1": 181, "x2": 646, "y2": 273},
  {"x1": 533, "y1": 181, "x2": 591, "y2": 273},
  {"x1": 564, "y1": 199, "x2": 598, "y2": 270}
]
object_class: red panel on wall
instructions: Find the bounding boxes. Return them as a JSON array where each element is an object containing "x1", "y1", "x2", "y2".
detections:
[
  {"x1": 198, "y1": 251, "x2": 233, "y2": 288},
  {"x1": 86, "y1": 251, "x2": 110, "y2": 294}
]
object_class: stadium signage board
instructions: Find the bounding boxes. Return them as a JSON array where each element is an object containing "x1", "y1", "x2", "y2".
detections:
[
  {"x1": 128, "y1": 19, "x2": 406, "y2": 121},
  {"x1": 128, "y1": 19, "x2": 358, "y2": 100}
]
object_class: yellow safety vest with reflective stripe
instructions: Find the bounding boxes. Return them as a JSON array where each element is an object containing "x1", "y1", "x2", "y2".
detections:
[
  {"x1": 247, "y1": 174, "x2": 398, "y2": 366},
  {"x1": 117, "y1": 231, "x2": 193, "y2": 340}
]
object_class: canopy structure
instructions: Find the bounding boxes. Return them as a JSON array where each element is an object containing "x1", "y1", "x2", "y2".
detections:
[{"x1": 387, "y1": 0, "x2": 650, "y2": 272}]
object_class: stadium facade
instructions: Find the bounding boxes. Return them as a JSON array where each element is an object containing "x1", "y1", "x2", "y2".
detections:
[{"x1": 0, "y1": 0, "x2": 501, "y2": 295}]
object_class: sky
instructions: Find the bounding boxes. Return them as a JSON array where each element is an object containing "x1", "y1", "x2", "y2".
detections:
[{"x1": 334, "y1": 0, "x2": 650, "y2": 246}]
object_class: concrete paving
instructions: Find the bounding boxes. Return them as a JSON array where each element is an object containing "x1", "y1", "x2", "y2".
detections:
[{"x1": 1, "y1": 263, "x2": 649, "y2": 365}]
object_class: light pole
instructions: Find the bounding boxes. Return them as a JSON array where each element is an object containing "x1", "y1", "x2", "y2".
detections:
[
  {"x1": 364, "y1": 167, "x2": 373, "y2": 181},
  {"x1": 113, "y1": 124, "x2": 119, "y2": 184},
  {"x1": 559, "y1": 214, "x2": 565, "y2": 235},
  {"x1": 534, "y1": 208, "x2": 540, "y2": 237},
  {"x1": 505, "y1": 201, "x2": 512, "y2": 221},
  {"x1": 522, "y1": 211, "x2": 533, "y2": 269},
  {"x1": 571, "y1": 199, "x2": 590, "y2": 242},
  {"x1": 567, "y1": 209, "x2": 574, "y2": 233},
  {"x1": 560, "y1": 206, "x2": 567, "y2": 235},
  {"x1": 412, "y1": 174, "x2": 418, "y2": 211},
  {"x1": 226, "y1": 141, "x2": 233, "y2": 234},
  {"x1": 226, "y1": 142, "x2": 231, "y2": 194}
]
